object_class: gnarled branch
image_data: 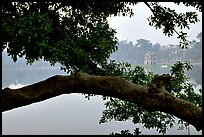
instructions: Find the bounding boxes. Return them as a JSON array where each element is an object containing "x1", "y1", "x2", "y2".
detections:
[{"x1": 2, "y1": 72, "x2": 202, "y2": 131}]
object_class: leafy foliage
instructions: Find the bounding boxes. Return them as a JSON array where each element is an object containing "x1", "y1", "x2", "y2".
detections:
[
  {"x1": 168, "y1": 61, "x2": 202, "y2": 107},
  {"x1": 2, "y1": 2, "x2": 201, "y2": 71},
  {"x1": 99, "y1": 61, "x2": 202, "y2": 135},
  {"x1": 2, "y1": 2, "x2": 120, "y2": 74},
  {"x1": 110, "y1": 128, "x2": 142, "y2": 135},
  {"x1": 2, "y1": 12, "x2": 52, "y2": 63},
  {"x1": 174, "y1": 2, "x2": 202, "y2": 12},
  {"x1": 146, "y1": 2, "x2": 200, "y2": 48},
  {"x1": 2, "y1": 1, "x2": 202, "y2": 135}
]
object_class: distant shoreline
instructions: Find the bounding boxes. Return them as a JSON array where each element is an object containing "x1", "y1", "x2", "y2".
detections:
[{"x1": 2, "y1": 67, "x2": 61, "y2": 71}]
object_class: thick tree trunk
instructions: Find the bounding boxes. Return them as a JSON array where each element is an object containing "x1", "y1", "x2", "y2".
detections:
[{"x1": 2, "y1": 72, "x2": 202, "y2": 131}]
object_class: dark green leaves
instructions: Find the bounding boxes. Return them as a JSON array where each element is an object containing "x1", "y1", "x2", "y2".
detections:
[
  {"x1": 2, "y1": 2, "x2": 118, "y2": 74},
  {"x1": 2, "y1": 2, "x2": 202, "y2": 135},
  {"x1": 3, "y1": 12, "x2": 52, "y2": 63},
  {"x1": 100, "y1": 97, "x2": 176, "y2": 135},
  {"x1": 167, "y1": 61, "x2": 202, "y2": 107},
  {"x1": 100, "y1": 60, "x2": 201, "y2": 135},
  {"x1": 174, "y1": 2, "x2": 202, "y2": 12},
  {"x1": 146, "y1": 2, "x2": 200, "y2": 49}
]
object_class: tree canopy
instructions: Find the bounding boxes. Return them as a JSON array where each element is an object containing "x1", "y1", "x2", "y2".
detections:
[{"x1": 2, "y1": 1, "x2": 202, "y2": 135}]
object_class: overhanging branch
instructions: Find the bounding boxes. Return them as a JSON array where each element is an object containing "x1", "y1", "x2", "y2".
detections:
[{"x1": 2, "y1": 72, "x2": 202, "y2": 131}]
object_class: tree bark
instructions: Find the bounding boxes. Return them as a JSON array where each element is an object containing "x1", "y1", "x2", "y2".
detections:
[{"x1": 2, "y1": 72, "x2": 202, "y2": 131}]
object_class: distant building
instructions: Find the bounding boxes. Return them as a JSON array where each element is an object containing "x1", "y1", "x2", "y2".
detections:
[
  {"x1": 160, "y1": 44, "x2": 175, "y2": 50},
  {"x1": 144, "y1": 50, "x2": 156, "y2": 64}
]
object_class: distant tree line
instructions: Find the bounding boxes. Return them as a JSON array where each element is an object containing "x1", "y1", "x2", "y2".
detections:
[{"x1": 111, "y1": 32, "x2": 202, "y2": 65}]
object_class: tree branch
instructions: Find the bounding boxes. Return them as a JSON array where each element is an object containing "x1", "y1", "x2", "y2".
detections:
[
  {"x1": 2, "y1": 72, "x2": 202, "y2": 131},
  {"x1": 144, "y1": 2, "x2": 191, "y2": 46},
  {"x1": 144, "y1": 2, "x2": 154, "y2": 13}
]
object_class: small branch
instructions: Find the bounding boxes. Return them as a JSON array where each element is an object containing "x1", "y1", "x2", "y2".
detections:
[
  {"x1": 144, "y1": 2, "x2": 191, "y2": 45},
  {"x1": 110, "y1": 97, "x2": 125, "y2": 111},
  {"x1": 144, "y1": 2, "x2": 154, "y2": 13}
]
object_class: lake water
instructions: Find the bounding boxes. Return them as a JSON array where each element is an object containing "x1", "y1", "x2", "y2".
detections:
[{"x1": 2, "y1": 61, "x2": 202, "y2": 135}]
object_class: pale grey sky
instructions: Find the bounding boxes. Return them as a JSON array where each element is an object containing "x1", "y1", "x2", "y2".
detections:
[
  {"x1": 2, "y1": 2, "x2": 202, "y2": 135},
  {"x1": 107, "y1": 2, "x2": 202, "y2": 45}
]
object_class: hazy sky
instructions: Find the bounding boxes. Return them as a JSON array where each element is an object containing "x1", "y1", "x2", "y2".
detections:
[
  {"x1": 107, "y1": 2, "x2": 202, "y2": 45},
  {"x1": 2, "y1": 2, "x2": 202, "y2": 135}
]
